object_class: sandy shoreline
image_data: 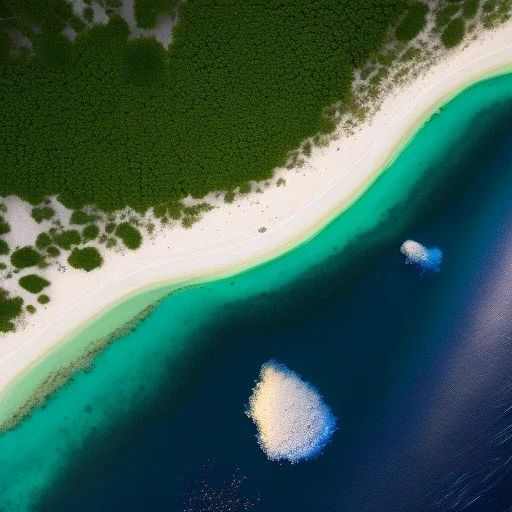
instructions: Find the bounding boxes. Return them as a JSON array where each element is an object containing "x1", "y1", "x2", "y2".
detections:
[{"x1": 0, "y1": 22, "x2": 511, "y2": 414}]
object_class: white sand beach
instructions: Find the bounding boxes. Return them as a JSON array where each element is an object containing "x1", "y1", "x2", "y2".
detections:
[{"x1": 0, "y1": 21, "x2": 511, "y2": 408}]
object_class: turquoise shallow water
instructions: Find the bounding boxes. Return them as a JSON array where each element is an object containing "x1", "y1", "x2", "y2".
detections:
[{"x1": 1, "y1": 72, "x2": 512, "y2": 511}]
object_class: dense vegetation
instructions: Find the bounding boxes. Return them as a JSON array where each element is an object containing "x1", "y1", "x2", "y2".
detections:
[
  {"x1": 31, "y1": 206, "x2": 54, "y2": 223},
  {"x1": 68, "y1": 247, "x2": 103, "y2": 271},
  {"x1": 441, "y1": 17, "x2": 466, "y2": 47},
  {"x1": 0, "y1": 239, "x2": 8, "y2": 255},
  {"x1": 10, "y1": 246, "x2": 43, "y2": 269},
  {"x1": 35, "y1": 232, "x2": 52, "y2": 250},
  {"x1": 37, "y1": 294, "x2": 50, "y2": 305},
  {"x1": 82, "y1": 224, "x2": 100, "y2": 241},
  {"x1": 70, "y1": 210, "x2": 99, "y2": 225},
  {"x1": 0, "y1": 216, "x2": 10, "y2": 235},
  {"x1": 395, "y1": 1, "x2": 429, "y2": 41},
  {"x1": 52, "y1": 229, "x2": 81, "y2": 250},
  {"x1": 0, "y1": 288, "x2": 23, "y2": 332},
  {"x1": 19, "y1": 274, "x2": 51, "y2": 294},
  {"x1": 134, "y1": 0, "x2": 180, "y2": 29},
  {"x1": 0, "y1": 0, "x2": 407, "y2": 213},
  {"x1": 115, "y1": 223, "x2": 142, "y2": 249}
]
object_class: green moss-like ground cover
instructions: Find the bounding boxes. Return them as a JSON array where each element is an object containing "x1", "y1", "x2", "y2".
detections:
[{"x1": 0, "y1": 0, "x2": 406, "y2": 213}]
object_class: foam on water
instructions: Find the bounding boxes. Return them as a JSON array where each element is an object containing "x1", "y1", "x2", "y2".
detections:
[
  {"x1": 246, "y1": 360, "x2": 336, "y2": 463},
  {"x1": 400, "y1": 240, "x2": 443, "y2": 273}
]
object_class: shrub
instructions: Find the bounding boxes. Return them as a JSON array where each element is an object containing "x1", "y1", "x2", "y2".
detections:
[
  {"x1": 37, "y1": 294, "x2": 50, "y2": 305},
  {"x1": 68, "y1": 247, "x2": 103, "y2": 271},
  {"x1": 11, "y1": 246, "x2": 43, "y2": 269},
  {"x1": 0, "y1": 288, "x2": 23, "y2": 332},
  {"x1": 47, "y1": 246, "x2": 61, "y2": 257},
  {"x1": 239, "y1": 182, "x2": 251, "y2": 194},
  {"x1": 70, "y1": 210, "x2": 99, "y2": 225},
  {"x1": 31, "y1": 206, "x2": 54, "y2": 223},
  {"x1": 99, "y1": 0, "x2": 123, "y2": 7},
  {"x1": 123, "y1": 37, "x2": 166, "y2": 86},
  {"x1": 0, "y1": 216, "x2": 10, "y2": 236},
  {"x1": 0, "y1": 239, "x2": 9, "y2": 255},
  {"x1": 83, "y1": 5, "x2": 94, "y2": 22},
  {"x1": 436, "y1": 3, "x2": 461, "y2": 27},
  {"x1": 441, "y1": 18, "x2": 465, "y2": 47},
  {"x1": 224, "y1": 191, "x2": 235, "y2": 204},
  {"x1": 26, "y1": 304, "x2": 36, "y2": 314},
  {"x1": 395, "y1": 2, "x2": 429, "y2": 41},
  {"x1": 53, "y1": 230, "x2": 81, "y2": 250},
  {"x1": 115, "y1": 223, "x2": 142, "y2": 249},
  {"x1": 463, "y1": 0, "x2": 479, "y2": 18},
  {"x1": 35, "y1": 232, "x2": 52, "y2": 250},
  {"x1": 168, "y1": 202, "x2": 183, "y2": 220},
  {"x1": 82, "y1": 224, "x2": 100, "y2": 241},
  {"x1": 0, "y1": 26, "x2": 10, "y2": 70},
  {"x1": 19, "y1": 274, "x2": 51, "y2": 294}
]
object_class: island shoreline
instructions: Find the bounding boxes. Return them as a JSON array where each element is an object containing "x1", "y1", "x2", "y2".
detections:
[{"x1": 0, "y1": 25, "x2": 511, "y2": 428}]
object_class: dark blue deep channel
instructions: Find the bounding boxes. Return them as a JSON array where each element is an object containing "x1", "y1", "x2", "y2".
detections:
[{"x1": 30, "y1": 80, "x2": 512, "y2": 512}]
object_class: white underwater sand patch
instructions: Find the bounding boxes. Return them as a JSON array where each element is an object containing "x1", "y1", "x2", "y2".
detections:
[
  {"x1": 246, "y1": 360, "x2": 337, "y2": 463},
  {"x1": 401, "y1": 240, "x2": 443, "y2": 273}
]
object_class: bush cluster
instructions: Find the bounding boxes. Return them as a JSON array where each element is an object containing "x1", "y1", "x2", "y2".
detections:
[
  {"x1": 19, "y1": 274, "x2": 51, "y2": 294},
  {"x1": 70, "y1": 210, "x2": 99, "y2": 225},
  {"x1": 82, "y1": 224, "x2": 100, "y2": 241},
  {"x1": 395, "y1": 2, "x2": 429, "y2": 41},
  {"x1": 0, "y1": 288, "x2": 23, "y2": 332},
  {"x1": 0, "y1": 239, "x2": 8, "y2": 255},
  {"x1": 68, "y1": 247, "x2": 103, "y2": 271},
  {"x1": 115, "y1": 223, "x2": 142, "y2": 249},
  {"x1": 35, "y1": 232, "x2": 52, "y2": 250},
  {"x1": 0, "y1": 1, "x2": 407, "y2": 213},
  {"x1": 441, "y1": 18, "x2": 466, "y2": 47},
  {"x1": 0, "y1": 216, "x2": 10, "y2": 235},
  {"x1": 37, "y1": 294, "x2": 50, "y2": 305},
  {"x1": 11, "y1": 246, "x2": 43, "y2": 269},
  {"x1": 31, "y1": 206, "x2": 54, "y2": 223},
  {"x1": 52, "y1": 230, "x2": 81, "y2": 250}
]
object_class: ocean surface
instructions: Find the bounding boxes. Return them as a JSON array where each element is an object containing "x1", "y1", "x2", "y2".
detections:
[{"x1": 1, "y1": 72, "x2": 512, "y2": 512}]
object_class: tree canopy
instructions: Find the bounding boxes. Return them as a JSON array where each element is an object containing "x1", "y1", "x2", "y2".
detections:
[{"x1": 0, "y1": 0, "x2": 407, "y2": 213}]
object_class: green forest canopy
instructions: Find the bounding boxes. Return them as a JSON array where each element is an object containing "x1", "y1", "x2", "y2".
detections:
[{"x1": 0, "y1": 0, "x2": 409, "y2": 213}]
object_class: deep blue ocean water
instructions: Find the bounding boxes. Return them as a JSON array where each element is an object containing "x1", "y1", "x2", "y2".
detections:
[{"x1": 2, "y1": 74, "x2": 512, "y2": 512}]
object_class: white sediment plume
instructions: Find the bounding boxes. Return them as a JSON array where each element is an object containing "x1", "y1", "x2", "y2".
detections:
[
  {"x1": 246, "y1": 360, "x2": 336, "y2": 463},
  {"x1": 400, "y1": 240, "x2": 443, "y2": 273}
]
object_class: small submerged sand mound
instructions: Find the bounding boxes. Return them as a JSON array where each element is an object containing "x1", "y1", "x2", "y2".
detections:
[
  {"x1": 400, "y1": 240, "x2": 443, "y2": 273},
  {"x1": 246, "y1": 360, "x2": 336, "y2": 463}
]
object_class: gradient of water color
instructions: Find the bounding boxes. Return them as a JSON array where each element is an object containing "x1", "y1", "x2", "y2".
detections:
[{"x1": 0, "y1": 72, "x2": 511, "y2": 511}]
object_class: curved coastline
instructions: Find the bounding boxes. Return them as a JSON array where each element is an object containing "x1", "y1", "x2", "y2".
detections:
[{"x1": 0, "y1": 34, "x2": 512, "y2": 427}]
